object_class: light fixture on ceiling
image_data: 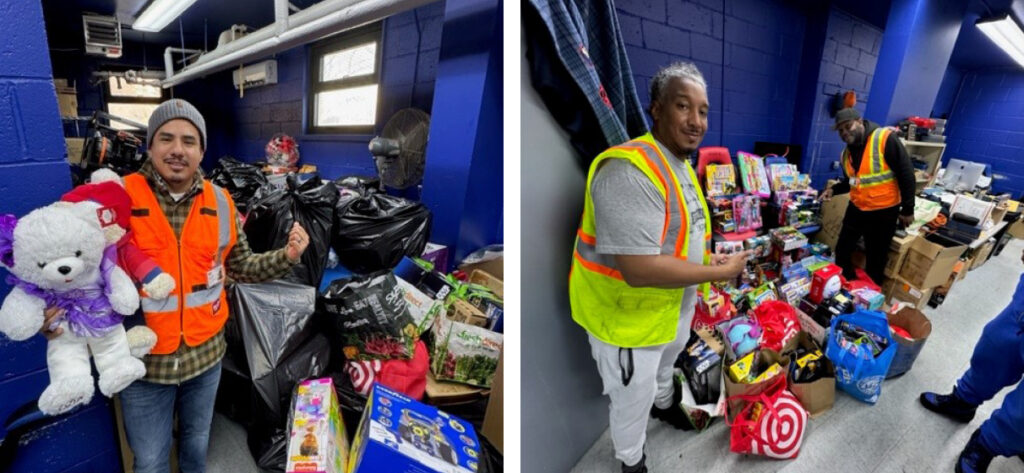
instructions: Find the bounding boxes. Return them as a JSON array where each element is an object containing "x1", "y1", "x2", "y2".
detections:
[
  {"x1": 132, "y1": 0, "x2": 200, "y2": 32},
  {"x1": 976, "y1": 14, "x2": 1024, "y2": 68}
]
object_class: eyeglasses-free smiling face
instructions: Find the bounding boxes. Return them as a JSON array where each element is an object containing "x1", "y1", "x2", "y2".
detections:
[
  {"x1": 836, "y1": 118, "x2": 866, "y2": 145},
  {"x1": 149, "y1": 118, "x2": 204, "y2": 193},
  {"x1": 650, "y1": 77, "x2": 709, "y2": 158}
]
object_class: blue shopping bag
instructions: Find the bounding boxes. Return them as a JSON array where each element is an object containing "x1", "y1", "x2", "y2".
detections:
[{"x1": 825, "y1": 310, "x2": 897, "y2": 404}]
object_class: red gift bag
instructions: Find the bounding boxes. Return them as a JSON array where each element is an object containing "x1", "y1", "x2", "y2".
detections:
[
  {"x1": 693, "y1": 286, "x2": 737, "y2": 331},
  {"x1": 752, "y1": 300, "x2": 800, "y2": 352},
  {"x1": 726, "y1": 376, "x2": 808, "y2": 459},
  {"x1": 346, "y1": 340, "x2": 429, "y2": 399}
]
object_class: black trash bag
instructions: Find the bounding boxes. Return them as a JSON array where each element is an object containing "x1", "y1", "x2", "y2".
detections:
[
  {"x1": 477, "y1": 433, "x2": 504, "y2": 473},
  {"x1": 331, "y1": 193, "x2": 431, "y2": 274},
  {"x1": 225, "y1": 281, "x2": 318, "y2": 381},
  {"x1": 244, "y1": 174, "x2": 338, "y2": 287},
  {"x1": 319, "y1": 271, "x2": 418, "y2": 364},
  {"x1": 246, "y1": 333, "x2": 331, "y2": 473},
  {"x1": 208, "y1": 156, "x2": 268, "y2": 213},
  {"x1": 334, "y1": 175, "x2": 381, "y2": 195}
]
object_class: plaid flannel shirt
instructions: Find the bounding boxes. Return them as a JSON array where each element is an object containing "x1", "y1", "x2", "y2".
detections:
[{"x1": 136, "y1": 160, "x2": 294, "y2": 384}]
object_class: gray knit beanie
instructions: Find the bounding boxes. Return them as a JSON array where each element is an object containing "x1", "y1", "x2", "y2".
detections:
[{"x1": 147, "y1": 99, "x2": 207, "y2": 150}]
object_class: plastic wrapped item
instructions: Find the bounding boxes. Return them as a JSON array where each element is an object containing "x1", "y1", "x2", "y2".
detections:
[
  {"x1": 678, "y1": 329, "x2": 724, "y2": 405},
  {"x1": 733, "y1": 194, "x2": 762, "y2": 232},
  {"x1": 266, "y1": 133, "x2": 300, "y2": 172},
  {"x1": 284, "y1": 378, "x2": 348, "y2": 473},
  {"x1": 738, "y1": 151, "x2": 771, "y2": 197},
  {"x1": 245, "y1": 174, "x2": 338, "y2": 287},
  {"x1": 332, "y1": 193, "x2": 432, "y2": 274},
  {"x1": 706, "y1": 164, "x2": 738, "y2": 197},
  {"x1": 431, "y1": 316, "x2": 503, "y2": 388},
  {"x1": 319, "y1": 271, "x2": 418, "y2": 361},
  {"x1": 208, "y1": 156, "x2": 269, "y2": 214}
]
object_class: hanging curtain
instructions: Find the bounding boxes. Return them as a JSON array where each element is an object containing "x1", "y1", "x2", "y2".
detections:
[{"x1": 524, "y1": 0, "x2": 648, "y2": 169}]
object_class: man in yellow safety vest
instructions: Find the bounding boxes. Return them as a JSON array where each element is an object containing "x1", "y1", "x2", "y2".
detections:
[{"x1": 568, "y1": 62, "x2": 750, "y2": 473}]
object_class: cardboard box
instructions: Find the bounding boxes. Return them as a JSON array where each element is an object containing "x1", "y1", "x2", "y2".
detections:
[
  {"x1": 885, "y1": 277, "x2": 934, "y2": 310},
  {"x1": 970, "y1": 239, "x2": 995, "y2": 270},
  {"x1": 468, "y1": 270, "x2": 503, "y2": 300},
  {"x1": 448, "y1": 299, "x2": 489, "y2": 328},
  {"x1": 350, "y1": 384, "x2": 482, "y2": 473},
  {"x1": 57, "y1": 91, "x2": 78, "y2": 118},
  {"x1": 781, "y1": 332, "x2": 835, "y2": 418},
  {"x1": 795, "y1": 308, "x2": 827, "y2": 346},
  {"x1": 481, "y1": 354, "x2": 503, "y2": 453},
  {"x1": 815, "y1": 193, "x2": 849, "y2": 249},
  {"x1": 1009, "y1": 219, "x2": 1024, "y2": 240},
  {"x1": 285, "y1": 378, "x2": 348, "y2": 473},
  {"x1": 899, "y1": 235, "x2": 967, "y2": 289},
  {"x1": 989, "y1": 204, "x2": 1008, "y2": 226},
  {"x1": 459, "y1": 255, "x2": 503, "y2": 281},
  {"x1": 65, "y1": 137, "x2": 85, "y2": 164},
  {"x1": 885, "y1": 307, "x2": 932, "y2": 378},
  {"x1": 425, "y1": 372, "x2": 486, "y2": 404},
  {"x1": 950, "y1": 195, "x2": 995, "y2": 225},
  {"x1": 884, "y1": 234, "x2": 915, "y2": 279},
  {"x1": 723, "y1": 349, "x2": 788, "y2": 420},
  {"x1": 958, "y1": 257, "x2": 973, "y2": 280}
]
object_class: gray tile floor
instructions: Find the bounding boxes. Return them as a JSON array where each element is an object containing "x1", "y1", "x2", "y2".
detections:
[{"x1": 572, "y1": 238, "x2": 1024, "y2": 473}]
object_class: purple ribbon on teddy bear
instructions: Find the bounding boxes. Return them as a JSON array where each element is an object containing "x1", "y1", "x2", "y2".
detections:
[{"x1": 0, "y1": 218, "x2": 126, "y2": 338}]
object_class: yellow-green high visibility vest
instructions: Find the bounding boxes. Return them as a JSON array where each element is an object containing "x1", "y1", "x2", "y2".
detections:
[{"x1": 569, "y1": 132, "x2": 712, "y2": 348}]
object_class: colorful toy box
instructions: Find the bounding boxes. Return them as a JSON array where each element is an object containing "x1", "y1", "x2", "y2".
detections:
[
  {"x1": 286, "y1": 378, "x2": 349, "y2": 473},
  {"x1": 349, "y1": 383, "x2": 482, "y2": 473}
]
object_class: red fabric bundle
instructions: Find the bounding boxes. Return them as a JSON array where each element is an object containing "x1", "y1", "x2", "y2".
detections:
[
  {"x1": 346, "y1": 340, "x2": 429, "y2": 400},
  {"x1": 752, "y1": 300, "x2": 800, "y2": 352}
]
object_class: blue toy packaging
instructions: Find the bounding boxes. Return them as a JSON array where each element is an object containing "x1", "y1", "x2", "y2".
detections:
[{"x1": 349, "y1": 383, "x2": 482, "y2": 473}]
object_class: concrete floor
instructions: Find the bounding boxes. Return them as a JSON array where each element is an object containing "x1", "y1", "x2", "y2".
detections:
[{"x1": 572, "y1": 238, "x2": 1024, "y2": 473}]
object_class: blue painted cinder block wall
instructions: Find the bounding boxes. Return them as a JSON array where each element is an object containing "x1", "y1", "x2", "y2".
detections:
[
  {"x1": 615, "y1": 0, "x2": 808, "y2": 153},
  {"x1": 225, "y1": 2, "x2": 446, "y2": 179},
  {"x1": 803, "y1": 8, "x2": 883, "y2": 189},
  {"x1": 0, "y1": 1, "x2": 122, "y2": 472},
  {"x1": 938, "y1": 69, "x2": 1024, "y2": 198}
]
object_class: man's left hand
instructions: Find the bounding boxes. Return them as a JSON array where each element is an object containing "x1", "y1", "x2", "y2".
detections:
[
  {"x1": 898, "y1": 214, "x2": 914, "y2": 229},
  {"x1": 286, "y1": 222, "x2": 310, "y2": 263}
]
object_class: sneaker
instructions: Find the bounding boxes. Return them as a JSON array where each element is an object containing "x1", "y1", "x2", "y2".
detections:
[
  {"x1": 956, "y1": 430, "x2": 994, "y2": 473},
  {"x1": 650, "y1": 382, "x2": 693, "y2": 431},
  {"x1": 621, "y1": 454, "x2": 647, "y2": 473},
  {"x1": 919, "y1": 389, "x2": 976, "y2": 423}
]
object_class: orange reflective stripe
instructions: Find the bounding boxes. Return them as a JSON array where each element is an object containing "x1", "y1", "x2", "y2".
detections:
[
  {"x1": 577, "y1": 229, "x2": 596, "y2": 245},
  {"x1": 574, "y1": 250, "x2": 623, "y2": 280}
]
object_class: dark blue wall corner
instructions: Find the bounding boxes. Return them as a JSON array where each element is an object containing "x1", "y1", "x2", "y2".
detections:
[
  {"x1": 804, "y1": 7, "x2": 883, "y2": 189},
  {"x1": 933, "y1": 64, "x2": 963, "y2": 118},
  {"x1": 420, "y1": 0, "x2": 503, "y2": 265},
  {"x1": 0, "y1": 1, "x2": 121, "y2": 471},
  {"x1": 942, "y1": 69, "x2": 1024, "y2": 198}
]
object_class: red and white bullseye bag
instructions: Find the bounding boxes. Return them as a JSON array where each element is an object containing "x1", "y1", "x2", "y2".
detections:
[{"x1": 726, "y1": 376, "x2": 808, "y2": 459}]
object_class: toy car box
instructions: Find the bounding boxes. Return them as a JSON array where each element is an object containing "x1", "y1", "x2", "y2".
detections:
[
  {"x1": 286, "y1": 378, "x2": 349, "y2": 473},
  {"x1": 349, "y1": 383, "x2": 482, "y2": 473}
]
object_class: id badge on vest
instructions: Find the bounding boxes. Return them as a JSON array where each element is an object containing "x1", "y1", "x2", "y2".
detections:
[
  {"x1": 849, "y1": 177, "x2": 860, "y2": 186},
  {"x1": 207, "y1": 265, "x2": 225, "y2": 287}
]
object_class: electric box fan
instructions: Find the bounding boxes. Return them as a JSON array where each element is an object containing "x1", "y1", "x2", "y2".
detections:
[{"x1": 368, "y1": 109, "x2": 430, "y2": 190}]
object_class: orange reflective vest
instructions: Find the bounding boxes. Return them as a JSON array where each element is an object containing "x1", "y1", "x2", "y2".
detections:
[
  {"x1": 124, "y1": 174, "x2": 238, "y2": 354},
  {"x1": 569, "y1": 133, "x2": 712, "y2": 348},
  {"x1": 842, "y1": 127, "x2": 901, "y2": 211}
]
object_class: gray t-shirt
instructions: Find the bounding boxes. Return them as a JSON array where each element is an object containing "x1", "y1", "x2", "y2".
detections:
[{"x1": 591, "y1": 139, "x2": 708, "y2": 318}]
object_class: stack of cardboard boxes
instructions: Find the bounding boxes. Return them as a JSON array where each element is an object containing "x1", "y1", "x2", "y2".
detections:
[{"x1": 882, "y1": 234, "x2": 967, "y2": 310}]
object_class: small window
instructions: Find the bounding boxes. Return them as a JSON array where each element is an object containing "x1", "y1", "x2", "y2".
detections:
[
  {"x1": 308, "y1": 23, "x2": 382, "y2": 134},
  {"x1": 105, "y1": 76, "x2": 162, "y2": 130}
]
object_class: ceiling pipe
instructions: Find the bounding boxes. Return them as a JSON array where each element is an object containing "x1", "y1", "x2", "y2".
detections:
[
  {"x1": 164, "y1": 47, "x2": 204, "y2": 80},
  {"x1": 161, "y1": 0, "x2": 434, "y2": 88}
]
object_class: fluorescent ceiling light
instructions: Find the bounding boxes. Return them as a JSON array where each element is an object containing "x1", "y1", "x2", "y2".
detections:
[
  {"x1": 132, "y1": 0, "x2": 200, "y2": 32},
  {"x1": 977, "y1": 14, "x2": 1024, "y2": 68}
]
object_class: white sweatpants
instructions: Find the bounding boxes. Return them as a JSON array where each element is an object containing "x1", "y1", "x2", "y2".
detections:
[{"x1": 588, "y1": 306, "x2": 693, "y2": 466}]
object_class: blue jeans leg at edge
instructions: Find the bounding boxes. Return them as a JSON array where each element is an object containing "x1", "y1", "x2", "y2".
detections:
[{"x1": 118, "y1": 361, "x2": 223, "y2": 473}]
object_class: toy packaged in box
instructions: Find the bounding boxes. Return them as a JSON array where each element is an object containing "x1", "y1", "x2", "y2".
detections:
[
  {"x1": 715, "y1": 240, "x2": 745, "y2": 255},
  {"x1": 710, "y1": 197, "x2": 736, "y2": 233},
  {"x1": 744, "y1": 235, "x2": 771, "y2": 259},
  {"x1": 285, "y1": 378, "x2": 348, "y2": 473},
  {"x1": 706, "y1": 164, "x2": 738, "y2": 197},
  {"x1": 770, "y1": 226, "x2": 808, "y2": 252},
  {"x1": 737, "y1": 151, "x2": 770, "y2": 198},
  {"x1": 732, "y1": 195, "x2": 762, "y2": 232},
  {"x1": 349, "y1": 383, "x2": 482, "y2": 473}
]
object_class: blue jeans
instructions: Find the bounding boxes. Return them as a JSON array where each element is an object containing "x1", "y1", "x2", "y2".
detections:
[
  {"x1": 956, "y1": 274, "x2": 1024, "y2": 456},
  {"x1": 119, "y1": 361, "x2": 222, "y2": 473}
]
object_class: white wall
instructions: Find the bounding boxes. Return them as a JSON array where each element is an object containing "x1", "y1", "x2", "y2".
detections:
[{"x1": 521, "y1": 29, "x2": 611, "y2": 472}]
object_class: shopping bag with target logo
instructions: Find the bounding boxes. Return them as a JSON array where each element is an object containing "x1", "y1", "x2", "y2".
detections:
[
  {"x1": 725, "y1": 376, "x2": 808, "y2": 459},
  {"x1": 825, "y1": 310, "x2": 897, "y2": 404}
]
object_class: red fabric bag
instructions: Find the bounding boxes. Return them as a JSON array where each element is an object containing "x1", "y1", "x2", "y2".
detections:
[
  {"x1": 692, "y1": 286, "x2": 737, "y2": 331},
  {"x1": 752, "y1": 300, "x2": 800, "y2": 352},
  {"x1": 346, "y1": 340, "x2": 429, "y2": 399},
  {"x1": 726, "y1": 376, "x2": 808, "y2": 459}
]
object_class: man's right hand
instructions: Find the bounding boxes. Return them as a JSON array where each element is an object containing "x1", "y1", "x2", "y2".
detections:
[
  {"x1": 819, "y1": 186, "x2": 834, "y2": 202},
  {"x1": 720, "y1": 250, "x2": 753, "y2": 279},
  {"x1": 40, "y1": 307, "x2": 64, "y2": 340}
]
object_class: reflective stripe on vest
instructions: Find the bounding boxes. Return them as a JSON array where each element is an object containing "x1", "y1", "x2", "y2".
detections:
[
  {"x1": 125, "y1": 174, "x2": 237, "y2": 354},
  {"x1": 569, "y1": 132, "x2": 711, "y2": 348},
  {"x1": 842, "y1": 127, "x2": 901, "y2": 210}
]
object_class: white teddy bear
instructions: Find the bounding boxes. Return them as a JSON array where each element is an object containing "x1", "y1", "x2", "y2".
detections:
[{"x1": 0, "y1": 203, "x2": 147, "y2": 415}]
